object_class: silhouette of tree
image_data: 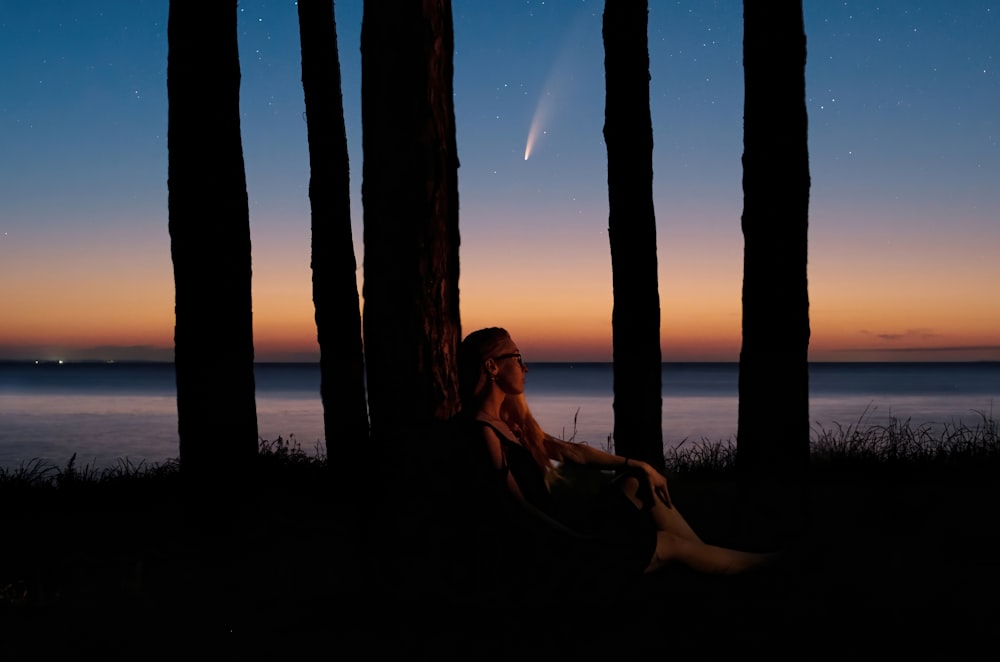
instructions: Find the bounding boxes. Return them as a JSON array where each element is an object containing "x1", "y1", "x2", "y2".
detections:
[
  {"x1": 737, "y1": 0, "x2": 811, "y2": 539},
  {"x1": 603, "y1": 1, "x2": 664, "y2": 472},
  {"x1": 359, "y1": 0, "x2": 461, "y2": 443},
  {"x1": 298, "y1": 2, "x2": 370, "y2": 608},
  {"x1": 297, "y1": 1, "x2": 369, "y2": 457},
  {"x1": 167, "y1": 1, "x2": 258, "y2": 493}
]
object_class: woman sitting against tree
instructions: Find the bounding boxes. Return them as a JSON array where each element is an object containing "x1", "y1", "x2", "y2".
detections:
[{"x1": 457, "y1": 326, "x2": 774, "y2": 582}]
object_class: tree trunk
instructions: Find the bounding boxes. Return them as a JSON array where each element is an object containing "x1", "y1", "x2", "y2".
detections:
[
  {"x1": 298, "y1": 0, "x2": 369, "y2": 457},
  {"x1": 359, "y1": 0, "x2": 462, "y2": 602},
  {"x1": 360, "y1": 0, "x2": 461, "y2": 444},
  {"x1": 737, "y1": 0, "x2": 811, "y2": 542},
  {"x1": 167, "y1": 1, "x2": 258, "y2": 496},
  {"x1": 603, "y1": 1, "x2": 664, "y2": 472},
  {"x1": 298, "y1": 0, "x2": 370, "y2": 603}
]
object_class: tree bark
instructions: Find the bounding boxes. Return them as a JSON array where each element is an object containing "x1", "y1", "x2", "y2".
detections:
[
  {"x1": 167, "y1": 0, "x2": 258, "y2": 495},
  {"x1": 298, "y1": 0, "x2": 369, "y2": 457},
  {"x1": 603, "y1": 1, "x2": 664, "y2": 472},
  {"x1": 360, "y1": 0, "x2": 461, "y2": 444},
  {"x1": 737, "y1": 0, "x2": 811, "y2": 541}
]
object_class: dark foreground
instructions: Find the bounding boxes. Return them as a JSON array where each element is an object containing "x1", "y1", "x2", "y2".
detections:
[{"x1": 2, "y1": 456, "x2": 998, "y2": 662}]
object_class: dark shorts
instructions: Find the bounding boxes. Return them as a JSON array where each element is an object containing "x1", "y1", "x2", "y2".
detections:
[{"x1": 547, "y1": 467, "x2": 658, "y2": 578}]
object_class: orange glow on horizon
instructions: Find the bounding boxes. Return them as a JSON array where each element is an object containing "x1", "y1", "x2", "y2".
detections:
[
  {"x1": 2, "y1": 208, "x2": 999, "y2": 363},
  {"x1": 3, "y1": 308, "x2": 998, "y2": 364}
]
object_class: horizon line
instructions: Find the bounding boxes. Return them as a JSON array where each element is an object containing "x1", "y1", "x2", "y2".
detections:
[{"x1": 3, "y1": 358, "x2": 998, "y2": 366}]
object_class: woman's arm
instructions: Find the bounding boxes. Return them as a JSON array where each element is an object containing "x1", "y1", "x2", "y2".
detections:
[{"x1": 543, "y1": 436, "x2": 672, "y2": 508}]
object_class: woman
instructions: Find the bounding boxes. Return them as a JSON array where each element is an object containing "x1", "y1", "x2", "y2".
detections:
[{"x1": 458, "y1": 326, "x2": 773, "y2": 578}]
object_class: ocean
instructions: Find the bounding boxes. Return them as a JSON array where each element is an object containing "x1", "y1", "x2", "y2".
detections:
[{"x1": 1, "y1": 361, "x2": 997, "y2": 469}]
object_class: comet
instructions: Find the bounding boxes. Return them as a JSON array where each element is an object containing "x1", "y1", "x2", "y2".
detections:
[
  {"x1": 523, "y1": 89, "x2": 554, "y2": 161},
  {"x1": 522, "y1": 9, "x2": 594, "y2": 161}
]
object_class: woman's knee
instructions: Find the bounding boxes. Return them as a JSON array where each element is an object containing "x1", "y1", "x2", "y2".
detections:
[
  {"x1": 619, "y1": 476, "x2": 643, "y2": 506},
  {"x1": 647, "y1": 531, "x2": 686, "y2": 570}
]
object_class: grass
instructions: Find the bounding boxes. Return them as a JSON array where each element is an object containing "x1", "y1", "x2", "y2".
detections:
[
  {"x1": 657, "y1": 407, "x2": 1000, "y2": 476},
  {"x1": 0, "y1": 435, "x2": 327, "y2": 490},
  {"x1": 811, "y1": 406, "x2": 1000, "y2": 469},
  {"x1": 258, "y1": 433, "x2": 327, "y2": 464},
  {"x1": 7, "y1": 406, "x2": 977, "y2": 489},
  {"x1": 2, "y1": 417, "x2": 1000, "y2": 659},
  {"x1": 0, "y1": 453, "x2": 174, "y2": 489}
]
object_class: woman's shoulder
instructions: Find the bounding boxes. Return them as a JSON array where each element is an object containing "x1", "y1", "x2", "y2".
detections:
[
  {"x1": 452, "y1": 411, "x2": 509, "y2": 443},
  {"x1": 470, "y1": 413, "x2": 519, "y2": 445}
]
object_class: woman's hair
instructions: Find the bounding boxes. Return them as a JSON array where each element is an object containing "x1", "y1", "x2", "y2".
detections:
[
  {"x1": 459, "y1": 327, "x2": 557, "y2": 479},
  {"x1": 458, "y1": 326, "x2": 512, "y2": 409},
  {"x1": 502, "y1": 393, "x2": 586, "y2": 473}
]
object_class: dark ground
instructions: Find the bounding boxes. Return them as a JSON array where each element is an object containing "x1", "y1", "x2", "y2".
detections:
[{"x1": 2, "y1": 461, "x2": 998, "y2": 661}]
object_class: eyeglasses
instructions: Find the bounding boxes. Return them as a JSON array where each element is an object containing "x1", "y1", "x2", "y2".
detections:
[{"x1": 491, "y1": 352, "x2": 525, "y2": 368}]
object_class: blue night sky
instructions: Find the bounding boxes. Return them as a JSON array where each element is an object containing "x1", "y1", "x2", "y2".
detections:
[{"x1": 1, "y1": 1, "x2": 998, "y2": 362}]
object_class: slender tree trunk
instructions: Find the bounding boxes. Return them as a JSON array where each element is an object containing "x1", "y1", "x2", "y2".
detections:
[
  {"x1": 298, "y1": 0, "x2": 369, "y2": 456},
  {"x1": 360, "y1": 0, "x2": 461, "y2": 444},
  {"x1": 737, "y1": 0, "x2": 811, "y2": 542},
  {"x1": 167, "y1": 1, "x2": 258, "y2": 497},
  {"x1": 298, "y1": 0, "x2": 370, "y2": 609},
  {"x1": 603, "y1": 1, "x2": 664, "y2": 472}
]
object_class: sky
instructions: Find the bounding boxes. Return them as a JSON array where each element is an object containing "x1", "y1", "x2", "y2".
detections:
[{"x1": 1, "y1": 1, "x2": 998, "y2": 363}]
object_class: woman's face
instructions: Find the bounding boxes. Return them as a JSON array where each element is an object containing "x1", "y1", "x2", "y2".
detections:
[{"x1": 489, "y1": 337, "x2": 527, "y2": 395}]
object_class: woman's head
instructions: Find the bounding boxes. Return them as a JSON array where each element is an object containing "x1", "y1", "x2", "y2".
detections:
[{"x1": 458, "y1": 327, "x2": 517, "y2": 408}]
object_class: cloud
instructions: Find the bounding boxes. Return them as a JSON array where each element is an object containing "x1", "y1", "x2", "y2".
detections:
[
  {"x1": 0, "y1": 344, "x2": 320, "y2": 363},
  {"x1": 870, "y1": 345, "x2": 1000, "y2": 354},
  {"x1": 0, "y1": 344, "x2": 172, "y2": 362},
  {"x1": 77, "y1": 345, "x2": 174, "y2": 361},
  {"x1": 860, "y1": 328, "x2": 939, "y2": 342},
  {"x1": 833, "y1": 344, "x2": 1000, "y2": 355},
  {"x1": 835, "y1": 331, "x2": 1000, "y2": 358}
]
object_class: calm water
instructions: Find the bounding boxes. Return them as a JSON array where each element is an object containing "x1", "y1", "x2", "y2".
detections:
[{"x1": 1, "y1": 361, "x2": 997, "y2": 468}]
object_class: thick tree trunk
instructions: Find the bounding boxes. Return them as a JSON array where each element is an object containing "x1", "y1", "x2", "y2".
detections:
[
  {"x1": 298, "y1": 0, "x2": 369, "y2": 456},
  {"x1": 359, "y1": 0, "x2": 462, "y2": 602},
  {"x1": 603, "y1": 1, "x2": 664, "y2": 472},
  {"x1": 360, "y1": 0, "x2": 461, "y2": 444},
  {"x1": 737, "y1": 0, "x2": 811, "y2": 542},
  {"x1": 167, "y1": 1, "x2": 258, "y2": 494}
]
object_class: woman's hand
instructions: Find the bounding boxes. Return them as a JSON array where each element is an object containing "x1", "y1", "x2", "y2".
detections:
[{"x1": 636, "y1": 460, "x2": 672, "y2": 508}]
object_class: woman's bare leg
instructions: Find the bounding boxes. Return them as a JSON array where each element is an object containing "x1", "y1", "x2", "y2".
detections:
[
  {"x1": 645, "y1": 531, "x2": 774, "y2": 575},
  {"x1": 617, "y1": 476, "x2": 775, "y2": 574},
  {"x1": 619, "y1": 476, "x2": 702, "y2": 543}
]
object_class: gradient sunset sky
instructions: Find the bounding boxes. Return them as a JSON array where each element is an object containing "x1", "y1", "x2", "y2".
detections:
[{"x1": 1, "y1": 1, "x2": 998, "y2": 362}]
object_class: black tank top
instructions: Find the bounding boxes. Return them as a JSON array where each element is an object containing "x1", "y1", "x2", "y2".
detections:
[{"x1": 477, "y1": 420, "x2": 554, "y2": 513}]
